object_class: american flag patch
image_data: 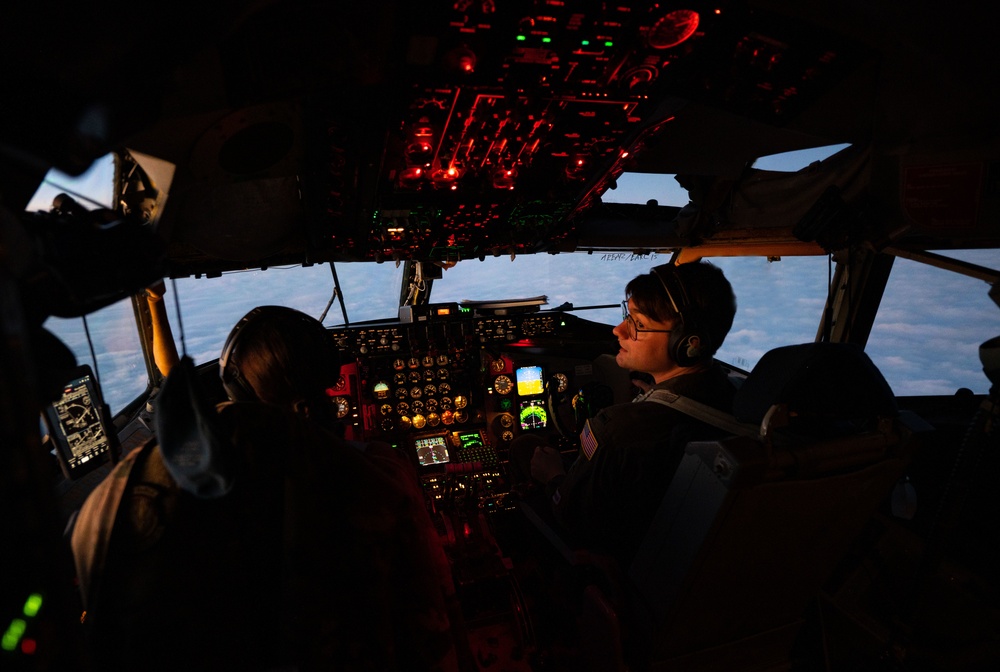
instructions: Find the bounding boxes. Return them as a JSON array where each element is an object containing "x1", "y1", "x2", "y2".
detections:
[{"x1": 580, "y1": 419, "x2": 599, "y2": 460}]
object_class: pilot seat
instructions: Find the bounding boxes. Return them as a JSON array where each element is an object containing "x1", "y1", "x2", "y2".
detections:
[{"x1": 522, "y1": 342, "x2": 928, "y2": 671}]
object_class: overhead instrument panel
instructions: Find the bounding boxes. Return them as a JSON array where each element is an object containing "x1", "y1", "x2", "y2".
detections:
[
  {"x1": 289, "y1": 0, "x2": 872, "y2": 268},
  {"x1": 130, "y1": 1, "x2": 874, "y2": 275}
]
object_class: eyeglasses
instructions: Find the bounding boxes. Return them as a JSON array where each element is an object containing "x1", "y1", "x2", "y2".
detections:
[{"x1": 621, "y1": 301, "x2": 672, "y2": 341}]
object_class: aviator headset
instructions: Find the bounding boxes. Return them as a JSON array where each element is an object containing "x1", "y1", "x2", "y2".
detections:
[
  {"x1": 219, "y1": 306, "x2": 339, "y2": 403},
  {"x1": 649, "y1": 263, "x2": 712, "y2": 368}
]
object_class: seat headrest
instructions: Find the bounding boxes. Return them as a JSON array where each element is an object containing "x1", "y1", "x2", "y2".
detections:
[{"x1": 733, "y1": 342, "x2": 897, "y2": 436}]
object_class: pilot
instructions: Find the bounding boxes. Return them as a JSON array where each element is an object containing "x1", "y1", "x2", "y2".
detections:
[
  {"x1": 72, "y1": 304, "x2": 460, "y2": 671},
  {"x1": 525, "y1": 260, "x2": 738, "y2": 564}
]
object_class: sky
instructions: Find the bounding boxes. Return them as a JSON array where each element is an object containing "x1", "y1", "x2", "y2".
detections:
[{"x1": 35, "y1": 146, "x2": 1000, "y2": 412}]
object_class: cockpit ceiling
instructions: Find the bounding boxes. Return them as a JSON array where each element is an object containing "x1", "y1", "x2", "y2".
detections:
[{"x1": 4, "y1": 1, "x2": 999, "y2": 275}]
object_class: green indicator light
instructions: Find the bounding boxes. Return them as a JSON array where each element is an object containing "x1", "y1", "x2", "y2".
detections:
[
  {"x1": 604, "y1": 41, "x2": 613, "y2": 47},
  {"x1": 23, "y1": 594, "x2": 42, "y2": 618},
  {"x1": 581, "y1": 39, "x2": 590, "y2": 46},
  {"x1": 2, "y1": 619, "x2": 27, "y2": 651},
  {"x1": 542, "y1": 37, "x2": 552, "y2": 43},
  {"x1": 516, "y1": 35, "x2": 526, "y2": 41}
]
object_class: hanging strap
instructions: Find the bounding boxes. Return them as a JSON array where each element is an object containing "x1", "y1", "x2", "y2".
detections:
[{"x1": 641, "y1": 388, "x2": 762, "y2": 439}]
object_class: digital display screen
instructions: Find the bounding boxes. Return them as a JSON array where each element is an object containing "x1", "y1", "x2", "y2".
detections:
[
  {"x1": 515, "y1": 365, "x2": 544, "y2": 396},
  {"x1": 414, "y1": 435, "x2": 450, "y2": 466},
  {"x1": 43, "y1": 368, "x2": 112, "y2": 478},
  {"x1": 518, "y1": 399, "x2": 548, "y2": 431}
]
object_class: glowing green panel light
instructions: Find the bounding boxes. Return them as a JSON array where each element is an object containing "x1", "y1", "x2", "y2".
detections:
[
  {"x1": 581, "y1": 40, "x2": 590, "y2": 46},
  {"x1": 23, "y1": 594, "x2": 42, "y2": 618},
  {"x1": 499, "y1": 399, "x2": 513, "y2": 412},
  {"x1": 604, "y1": 41, "x2": 613, "y2": 47},
  {"x1": 542, "y1": 37, "x2": 552, "y2": 43},
  {"x1": 2, "y1": 619, "x2": 27, "y2": 651},
  {"x1": 516, "y1": 35, "x2": 526, "y2": 41}
]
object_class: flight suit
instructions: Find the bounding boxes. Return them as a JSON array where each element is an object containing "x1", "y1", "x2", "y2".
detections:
[{"x1": 551, "y1": 362, "x2": 737, "y2": 565}]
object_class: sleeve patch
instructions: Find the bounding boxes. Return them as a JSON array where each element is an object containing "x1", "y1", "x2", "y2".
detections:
[{"x1": 580, "y1": 419, "x2": 599, "y2": 460}]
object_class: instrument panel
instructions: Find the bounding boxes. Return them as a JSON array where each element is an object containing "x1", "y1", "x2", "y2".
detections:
[{"x1": 327, "y1": 306, "x2": 619, "y2": 507}]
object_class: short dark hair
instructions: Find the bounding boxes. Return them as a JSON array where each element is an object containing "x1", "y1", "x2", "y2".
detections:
[{"x1": 625, "y1": 260, "x2": 736, "y2": 358}]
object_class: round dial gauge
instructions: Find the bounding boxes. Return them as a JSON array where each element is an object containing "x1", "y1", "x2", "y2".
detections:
[
  {"x1": 398, "y1": 416, "x2": 412, "y2": 430},
  {"x1": 422, "y1": 355, "x2": 435, "y2": 368},
  {"x1": 553, "y1": 372, "x2": 569, "y2": 393},
  {"x1": 455, "y1": 410, "x2": 469, "y2": 423},
  {"x1": 411, "y1": 399, "x2": 425, "y2": 412},
  {"x1": 499, "y1": 413, "x2": 514, "y2": 428},
  {"x1": 393, "y1": 373, "x2": 407, "y2": 386},
  {"x1": 409, "y1": 371, "x2": 422, "y2": 383},
  {"x1": 439, "y1": 382, "x2": 452, "y2": 395},
  {"x1": 331, "y1": 375, "x2": 347, "y2": 392},
  {"x1": 410, "y1": 386, "x2": 423, "y2": 399},
  {"x1": 407, "y1": 357, "x2": 420, "y2": 369},
  {"x1": 494, "y1": 375, "x2": 513, "y2": 395},
  {"x1": 396, "y1": 402, "x2": 410, "y2": 415},
  {"x1": 648, "y1": 9, "x2": 699, "y2": 49},
  {"x1": 424, "y1": 384, "x2": 437, "y2": 397},
  {"x1": 412, "y1": 414, "x2": 427, "y2": 429},
  {"x1": 379, "y1": 403, "x2": 393, "y2": 416},
  {"x1": 501, "y1": 430, "x2": 514, "y2": 442},
  {"x1": 453, "y1": 394, "x2": 468, "y2": 409},
  {"x1": 395, "y1": 387, "x2": 409, "y2": 399},
  {"x1": 427, "y1": 412, "x2": 440, "y2": 427},
  {"x1": 392, "y1": 358, "x2": 406, "y2": 371},
  {"x1": 438, "y1": 368, "x2": 450, "y2": 380},
  {"x1": 425, "y1": 398, "x2": 439, "y2": 411},
  {"x1": 441, "y1": 410, "x2": 454, "y2": 425},
  {"x1": 436, "y1": 354, "x2": 449, "y2": 366},
  {"x1": 332, "y1": 396, "x2": 351, "y2": 419},
  {"x1": 490, "y1": 358, "x2": 506, "y2": 373}
]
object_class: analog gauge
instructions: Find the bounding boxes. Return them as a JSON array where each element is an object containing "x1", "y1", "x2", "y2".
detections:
[
  {"x1": 398, "y1": 416, "x2": 412, "y2": 430},
  {"x1": 424, "y1": 384, "x2": 437, "y2": 397},
  {"x1": 422, "y1": 355, "x2": 435, "y2": 368},
  {"x1": 395, "y1": 387, "x2": 409, "y2": 399},
  {"x1": 438, "y1": 368, "x2": 450, "y2": 380},
  {"x1": 440, "y1": 396, "x2": 453, "y2": 411},
  {"x1": 381, "y1": 418, "x2": 395, "y2": 432},
  {"x1": 499, "y1": 413, "x2": 514, "y2": 428},
  {"x1": 494, "y1": 375, "x2": 513, "y2": 395},
  {"x1": 648, "y1": 9, "x2": 699, "y2": 49},
  {"x1": 409, "y1": 371, "x2": 422, "y2": 383},
  {"x1": 441, "y1": 410, "x2": 454, "y2": 425},
  {"x1": 412, "y1": 414, "x2": 427, "y2": 429},
  {"x1": 427, "y1": 412, "x2": 440, "y2": 427},
  {"x1": 379, "y1": 403, "x2": 394, "y2": 416},
  {"x1": 393, "y1": 373, "x2": 407, "y2": 386},
  {"x1": 425, "y1": 398, "x2": 439, "y2": 412},
  {"x1": 453, "y1": 394, "x2": 468, "y2": 409},
  {"x1": 501, "y1": 430, "x2": 514, "y2": 442},
  {"x1": 553, "y1": 372, "x2": 569, "y2": 393},
  {"x1": 410, "y1": 386, "x2": 423, "y2": 399},
  {"x1": 392, "y1": 358, "x2": 406, "y2": 371},
  {"x1": 407, "y1": 357, "x2": 420, "y2": 369},
  {"x1": 332, "y1": 396, "x2": 351, "y2": 419},
  {"x1": 411, "y1": 399, "x2": 425, "y2": 413},
  {"x1": 490, "y1": 358, "x2": 506, "y2": 373},
  {"x1": 396, "y1": 402, "x2": 410, "y2": 415},
  {"x1": 439, "y1": 382, "x2": 452, "y2": 395},
  {"x1": 456, "y1": 409, "x2": 469, "y2": 423},
  {"x1": 331, "y1": 374, "x2": 347, "y2": 391},
  {"x1": 424, "y1": 368, "x2": 436, "y2": 382},
  {"x1": 436, "y1": 354, "x2": 449, "y2": 366},
  {"x1": 373, "y1": 381, "x2": 390, "y2": 400}
]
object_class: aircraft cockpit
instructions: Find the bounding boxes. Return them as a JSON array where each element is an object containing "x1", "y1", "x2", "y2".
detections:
[{"x1": 3, "y1": 1, "x2": 1000, "y2": 670}]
